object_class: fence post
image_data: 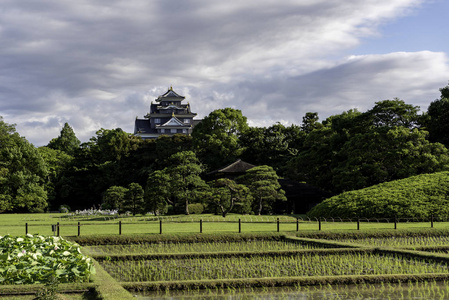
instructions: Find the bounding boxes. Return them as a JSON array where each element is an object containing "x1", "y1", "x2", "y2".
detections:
[
  {"x1": 394, "y1": 217, "x2": 397, "y2": 230},
  {"x1": 57, "y1": 222, "x2": 60, "y2": 236},
  {"x1": 119, "y1": 221, "x2": 122, "y2": 235},
  {"x1": 239, "y1": 218, "x2": 241, "y2": 233},
  {"x1": 431, "y1": 214, "x2": 434, "y2": 228},
  {"x1": 200, "y1": 219, "x2": 203, "y2": 233},
  {"x1": 160, "y1": 220, "x2": 162, "y2": 234},
  {"x1": 296, "y1": 218, "x2": 299, "y2": 232},
  {"x1": 319, "y1": 218, "x2": 322, "y2": 231},
  {"x1": 357, "y1": 218, "x2": 360, "y2": 231},
  {"x1": 78, "y1": 222, "x2": 80, "y2": 236},
  {"x1": 276, "y1": 218, "x2": 280, "y2": 232},
  {"x1": 25, "y1": 223, "x2": 28, "y2": 235}
]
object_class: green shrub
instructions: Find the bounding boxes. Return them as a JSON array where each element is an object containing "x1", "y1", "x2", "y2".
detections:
[
  {"x1": 308, "y1": 171, "x2": 449, "y2": 219},
  {"x1": 188, "y1": 203, "x2": 204, "y2": 214}
]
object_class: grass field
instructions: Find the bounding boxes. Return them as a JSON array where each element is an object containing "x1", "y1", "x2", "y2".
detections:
[{"x1": 0, "y1": 212, "x2": 445, "y2": 237}]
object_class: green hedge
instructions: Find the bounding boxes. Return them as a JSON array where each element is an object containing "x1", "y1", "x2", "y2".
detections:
[
  {"x1": 92, "y1": 248, "x2": 368, "y2": 261},
  {"x1": 295, "y1": 228, "x2": 449, "y2": 240},
  {"x1": 68, "y1": 232, "x2": 286, "y2": 246}
]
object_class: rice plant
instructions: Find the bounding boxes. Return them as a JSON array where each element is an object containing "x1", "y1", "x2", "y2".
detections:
[
  {"x1": 101, "y1": 252, "x2": 449, "y2": 282},
  {"x1": 338, "y1": 236, "x2": 449, "y2": 248}
]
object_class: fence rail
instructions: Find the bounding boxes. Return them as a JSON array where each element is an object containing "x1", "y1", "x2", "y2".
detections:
[{"x1": 15, "y1": 216, "x2": 445, "y2": 237}]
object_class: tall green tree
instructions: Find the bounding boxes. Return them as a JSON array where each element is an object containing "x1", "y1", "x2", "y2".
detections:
[
  {"x1": 145, "y1": 170, "x2": 171, "y2": 215},
  {"x1": 37, "y1": 147, "x2": 73, "y2": 209},
  {"x1": 237, "y1": 165, "x2": 286, "y2": 215},
  {"x1": 301, "y1": 112, "x2": 323, "y2": 133},
  {"x1": 164, "y1": 151, "x2": 207, "y2": 215},
  {"x1": 426, "y1": 84, "x2": 449, "y2": 147},
  {"x1": 0, "y1": 117, "x2": 48, "y2": 212},
  {"x1": 192, "y1": 108, "x2": 249, "y2": 170},
  {"x1": 123, "y1": 183, "x2": 145, "y2": 216},
  {"x1": 47, "y1": 123, "x2": 80, "y2": 156}
]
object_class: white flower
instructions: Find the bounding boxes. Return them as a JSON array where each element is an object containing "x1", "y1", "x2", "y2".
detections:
[
  {"x1": 17, "y1": 252, "x2": 24, "y2": 258},
  {"x1": 16, "y1": 238, "x2": 24, "y2": 242},
  {"x1": 62, "y1": 251, "x2": 71, "y2": 256},
  {"x1": 26, "y1": 233, "x2": 33, "y2": 238}
]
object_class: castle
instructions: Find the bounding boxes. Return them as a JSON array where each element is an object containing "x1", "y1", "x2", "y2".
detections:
[{"x1": 134, "y1": 87, "x2": 200, "y2": 139}]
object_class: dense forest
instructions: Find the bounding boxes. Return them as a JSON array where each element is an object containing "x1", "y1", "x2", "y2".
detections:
[{"x1": 1, "y1": 84, "x2": 449, "y2": 215}]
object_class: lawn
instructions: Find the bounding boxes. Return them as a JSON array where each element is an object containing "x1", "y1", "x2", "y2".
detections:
[{"x1": 0, "y1": 212, "x2": 445, "y2": 237}]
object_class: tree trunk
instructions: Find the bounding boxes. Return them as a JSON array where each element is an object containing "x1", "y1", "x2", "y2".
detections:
[
  {"x1": 257, "y1": 198, "x2": 263, "y2": 215},
  {"x1": 185, "y1": 198, "x2": 189, "y2": 215}
]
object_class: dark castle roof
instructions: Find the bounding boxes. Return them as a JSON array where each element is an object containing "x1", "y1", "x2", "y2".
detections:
[
  {"x1": 207, "y1": 159, "x2": 256, "y2": 176},
  {"x1": 156, "y1": 87, "x2": 185, "y2": 101}
]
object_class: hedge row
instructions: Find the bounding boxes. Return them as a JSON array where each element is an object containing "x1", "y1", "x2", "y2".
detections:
[
  {"x1": 295, "y1": 228, "x2": 449, "y2": 240},
  {"x1": 92, "y1": 248, "x2": 369, "y2": 261},
  {"x1": 68, "y1": 232, "x2": 286, "y2": 246}
]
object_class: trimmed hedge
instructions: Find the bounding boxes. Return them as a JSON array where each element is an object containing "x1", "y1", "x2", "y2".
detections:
[
  {"x1": 68, "y1": 232, "x2": 286, "y2": 246},
  {"x1": 295, "y1": 228, "x2": 449, "y2": 240},
  {"x1": 92, "y1": 248, "x2": 368, "y2": 261},
  {"x1": 308, "y1": 171, "x2": 449, "y2": 219}
]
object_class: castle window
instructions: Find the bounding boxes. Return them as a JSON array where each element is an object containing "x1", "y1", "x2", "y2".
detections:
[
  {"x1": 154, "y1": 118, "x2": 161, "y2": 124},
  {"x1": 184, "y1": 119, "x2": 191, "y2": 124}
]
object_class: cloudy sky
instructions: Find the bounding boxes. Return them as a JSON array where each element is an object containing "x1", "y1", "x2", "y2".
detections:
[{"x1": 1, "y1": 0, "x2": 448, "y2": 146}]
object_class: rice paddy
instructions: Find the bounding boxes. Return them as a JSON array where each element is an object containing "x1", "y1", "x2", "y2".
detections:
[
  {"x1": 338, "y1": 236, "x2": 449, "y2": 248},
  {"x1": 83, "y1": 240, "x2": 318, "y2": 256},
  {"x1": 136, "y1": 280, "x2": 449, "y2": 300},
  {"x1": 100, "y1": 252, "x2": 449, "y2": 282}
]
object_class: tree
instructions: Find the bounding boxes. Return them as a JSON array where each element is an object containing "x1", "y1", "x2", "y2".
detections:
[
  {"x1": 240, "y1": 123, "x2": 304, "y2": 174},
  {"x1": 208, "y1": 178, "x2": 251, "y2": 217},
  {"x1": 301, "y1": 112, "x2": 323, "y2": 133},
  {"x1": 61, "y1": 128, "x2": 144, "y2": 210},
  {"x1": 37, "y1": 147, "x2": 73, "y2": 209},
  {"x1": 426, "y1": 84, "x2": 449, "y2": 147},
  {"x1": 364, "y1": 99, "x2": 421, "y2": 129},
  {"x1": 0, "y1": 117, "x2": 48, "y2": 212},
  {"x1": 332, "y1": 127, "x2": 449, "y2": 192},
  {"x1": 123, "y1": 183, "x2": 145, "y2": 216},
  {"x1": 192, "y1": 108, "x2": 249, "y2": 170},
  {"x1": 145, "y1": 170, "x2": 171, "y2": 215},
  {"x1": 237, "y1": 165, "x2": 286, "y2": 215},
  {"x1": 102, "y1": 186, "x2": 128, "y2": 211},
  {"x1": 47, "y1": 123, "x2": 80, "y2": 156},
  {"x1": 164, "y1": 151, "x2": 208, "y2": 215}
]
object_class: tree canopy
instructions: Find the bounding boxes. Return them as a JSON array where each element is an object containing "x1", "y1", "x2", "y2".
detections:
[
  {"x1": 0, "y1": 117, "x2": 48, "y2": 212},
  {"x1": 192, "y1": 108, "x2": 249, "y2": 170},
  {"x1": 47, "y1": 123, "x2": 80, "y2": 156}
]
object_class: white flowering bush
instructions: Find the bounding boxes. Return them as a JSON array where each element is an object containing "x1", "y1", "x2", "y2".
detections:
[
  {"x1": 72, "y1": 209, "x2": 118, "y2": 216},
  {"x1": 0, "y1": 234, "x2": 95, "y2": 284}
]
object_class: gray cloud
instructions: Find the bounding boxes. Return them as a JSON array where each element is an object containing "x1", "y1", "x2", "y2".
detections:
[{"x1": 1, "y1": 0, "x2": 447, "y2": 145}]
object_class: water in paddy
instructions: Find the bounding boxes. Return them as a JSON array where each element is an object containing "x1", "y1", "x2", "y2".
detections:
[{"x1": 132, "y1": 281, "x2": 449, "y2": 299}]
